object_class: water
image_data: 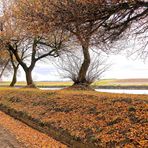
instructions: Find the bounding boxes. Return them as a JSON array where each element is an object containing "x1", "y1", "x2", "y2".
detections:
[
  {"x1": 40, "y1": 87, "x2": 148, "y2": 95},
  {"x1": 96, "y1": 89, "x2": 148, "y2": 94}
]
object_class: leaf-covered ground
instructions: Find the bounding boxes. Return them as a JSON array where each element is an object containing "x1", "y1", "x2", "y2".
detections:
[
  {"x1": 0, "y1": 111, "x2": 66, "y2": 148},
  {"x1": 0, "y1": 88, "x2": 147, "y2": 147}
]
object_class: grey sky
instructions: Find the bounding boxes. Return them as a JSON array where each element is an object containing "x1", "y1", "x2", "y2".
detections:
[{"x1": 3, "y1": 53, "x2": 148, "y2": 81}]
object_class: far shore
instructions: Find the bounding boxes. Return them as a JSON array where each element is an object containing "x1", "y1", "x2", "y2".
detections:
[
  {"x1": 1, "y1": 79, "x2": 148, "y2": 89},
  {"x1": 1, "y1": 85, "x2": 148, "y2": 90}
]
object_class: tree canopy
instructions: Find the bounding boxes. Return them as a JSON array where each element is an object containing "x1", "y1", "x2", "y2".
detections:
[{"x1": 0, "y1": 0, "x2": 147, "y2": 88}]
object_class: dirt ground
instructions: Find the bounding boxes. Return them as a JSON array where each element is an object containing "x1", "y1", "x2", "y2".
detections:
[{"x1": 0, "y1": 125, "x2": 25, "y2": 148}]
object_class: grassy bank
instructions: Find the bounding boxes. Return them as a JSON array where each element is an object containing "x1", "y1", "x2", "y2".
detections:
[
  {"x1": 0, "y1": 81, "x2": 73, "y2": 87},
  {"x1": 1, "y1": 79, "x2": 148, "y2": 89},
  {"x1": 0, "y1": 88, "x2": 147, "y2": 147}
]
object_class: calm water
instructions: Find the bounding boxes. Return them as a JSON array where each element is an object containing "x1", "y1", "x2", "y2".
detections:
[
  {"x1": 95, "y1": 89, "x2": 148, "y2": 94},
  {"x1": 40, "y1": 87, "x2": 148, "y2": 94}
]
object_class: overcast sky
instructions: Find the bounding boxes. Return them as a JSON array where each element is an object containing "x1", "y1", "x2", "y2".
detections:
[{"x1": 3, "y1": 53, "x2": 148, "y2": 81}]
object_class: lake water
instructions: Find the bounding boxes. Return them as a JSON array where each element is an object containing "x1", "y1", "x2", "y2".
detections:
[
  {"x1": 40, "y1": 87, "x2": 148, "y2": 95},
  {"x1": 95, "y1": 89, "x2": 148, "y2": 94}
]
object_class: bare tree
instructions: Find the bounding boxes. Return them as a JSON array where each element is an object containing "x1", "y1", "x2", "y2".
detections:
[
  {"x1": 8, "y1": 50, "x2": 20, "y2": 87},
  {"x1": 57, "y1": 51, "x2": 110, "y2": 86},
  {"x1": 0, "y1": 48, "x2": 21, "y2": 87},
  {"x1": 6, "y1": 36, "x2": 64, "y2": 87},
  {"x1": 0, "y1": 51, "x2": 19, "y2": 86}
]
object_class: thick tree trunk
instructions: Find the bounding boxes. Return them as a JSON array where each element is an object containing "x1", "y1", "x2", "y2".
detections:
[
  {"x1": 10, "y1": 67, "x2": 18, "y2": 87},
  {"x1": 8, "y1": 43, "x2": 37, "y2": 88},
  {"x1": 25, "y1": 68, "x2": 35, "y2": 86},
  {"x1": 75, "y1": 45, "x2": 91, "y2": 86}
]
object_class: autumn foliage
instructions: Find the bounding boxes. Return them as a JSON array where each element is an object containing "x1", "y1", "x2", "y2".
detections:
[{"x1": 0, "y1": 88, "x2": 147, "y2": 147}]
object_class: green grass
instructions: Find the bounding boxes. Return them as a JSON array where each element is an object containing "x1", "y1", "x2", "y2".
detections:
[
  {"x1": 0, "y1": 79, "x2": 115, "y2": 87},
  {"x1": 0, "y1": 81, "x2": 73, "y2": 87},
  {"x1": 93, "y1": 79, "x2": 115, "y2": 86},
  {"x1": 1, "y1": 79, "x2": 148, "y2": 87}
]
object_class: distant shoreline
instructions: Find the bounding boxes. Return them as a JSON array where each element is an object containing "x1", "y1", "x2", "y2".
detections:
[
  {"x1": 1, "y1": 85, "x2": 148, "y2": 90},
  {"x1": 95, "y1": 85, "x2": 148, "y2": 90},
  {"x1": 1, "y1": 79, "x2": 148, "y2": 89}
]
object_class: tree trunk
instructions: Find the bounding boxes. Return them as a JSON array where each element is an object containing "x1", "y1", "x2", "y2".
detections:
[
  {"x1": 25, "y1": 68, "x2": 35, "y2": 86},
  {"x1": 76, "y1": 45, "x2": 91, "y2": 85},
  {"x1": 0, "y1": 60, "x2": 9, "y2": 79},
  {"x1": 10, "y1": 67, "x2": 18, "y2": 87},
  {"x1": 8, "y1": 43, "x2": 36, "y2": 88}
]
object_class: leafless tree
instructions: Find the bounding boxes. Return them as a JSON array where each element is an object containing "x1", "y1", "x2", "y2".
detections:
[
  {"x1": 8, "y1": 50, "x2": 20, "y2": 87},
  {"x1": 0, "y1": 48, "x2": 21, "y2": 86},
  {"x1": 6, "y1": 35, "x2": 65, "y2": 87},
  {"x1": 57, "y1": 51, "x2": 110, "y2": 85}
]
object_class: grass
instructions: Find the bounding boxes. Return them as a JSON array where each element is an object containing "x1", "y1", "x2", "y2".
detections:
[
  {"x1": 94, "y1": 79, "x2": 148, "y2": 86},
  {"x1": 1, "y1": 79, "x2": 148, "y2": 87},
  {"x1": 93, "y1": 79, "x2": 115, "y2": 86},
  {"x1": 0, "y1": 81, "x2": 73, "y2": 87},
  {"x1": 0, "y1": 87, "x2": 147, "y2": 147}
]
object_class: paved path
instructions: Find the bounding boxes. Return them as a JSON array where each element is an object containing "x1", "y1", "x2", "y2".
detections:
[{"x1": 0, "y1": 125, "x2": 24, "y2": 148}]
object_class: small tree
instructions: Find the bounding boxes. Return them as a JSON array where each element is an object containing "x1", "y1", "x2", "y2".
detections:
[
  {"x1": 8, "y1": 50, "x2": 20, "y2": 87},
  {"x1": 0, "y1": 48, "x2": 20, "y2": 87},
  {"x1": 57, "y1": 50, "x2": 109, "y2": 86}
]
